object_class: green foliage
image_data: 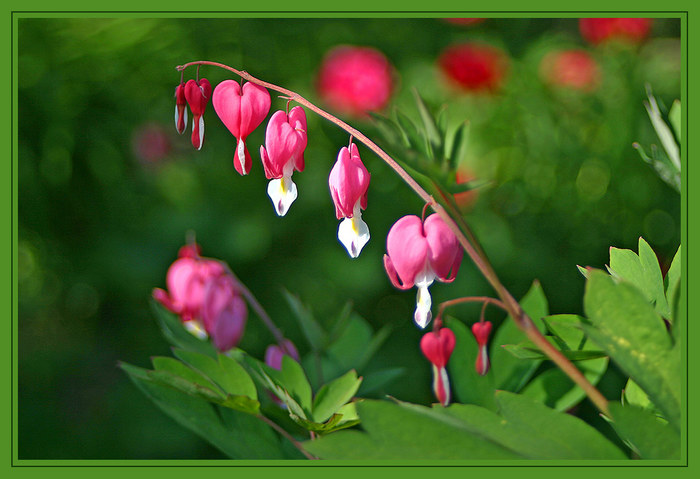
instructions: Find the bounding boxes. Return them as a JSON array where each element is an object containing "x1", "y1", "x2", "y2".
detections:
[
  {"x1": 303, "y1": 393, "x2": 626, "y2": 460},
  {"x1": 582, "y1": 270, "x2": 681, "y2": 431},
  {"x1": 608, "y1": 403, "x2": 680, "y2": 460}
]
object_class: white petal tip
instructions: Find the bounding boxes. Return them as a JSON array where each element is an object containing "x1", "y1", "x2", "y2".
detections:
[
  {"x1": 267, "y1": 177, "x2": 298, "y2": 216},
  {"x1": 414, "y1": 284, "x2": 433, "y2": 328},
  {"x1": 338, "y1": 216, "x2": 370, "y2": 258},
  {"x1": 184, "y1": 320, "x2": 208, "y2": 340}
]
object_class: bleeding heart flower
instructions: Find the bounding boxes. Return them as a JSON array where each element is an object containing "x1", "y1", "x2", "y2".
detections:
[
  {"x1": 579, "y1": 18, "x2": 652, "y2": 45},
  {"x1": 174, "y1": 82, "x2": 188, "y2": 135},
  {"x1": 201, "y1": 274, "x2": 247, "y2": 352},
  {"x1": 317, "y1": 45, "x2": 394, "y2": 118},
  {"x1": 260, "y1": 107, "x2": 308, "y2": 216},
  {"x1": 265, "y1": 339, "x2": 300, "y2": 370},
  {"x1": 184, "y1": 78, "x2": 212, "y2": 150},
  {"x1": 438, "y1": 42, "x2": 509, "y2": 93},
  {"x1": 420, "y1": 327, "x2": 456, "y2": 406},
  {"x1": 213, "y1": 80, "x2": 271, "y2": 175},
  {"x1": 329, "y1": 141, "x2": 371, "y2": 258},
  {"x1": 471, "y1": 321, "x2": 492, "y2": 376},
  {"x1": 384, "y1": 214, "x2": 463, "y2": 328}
]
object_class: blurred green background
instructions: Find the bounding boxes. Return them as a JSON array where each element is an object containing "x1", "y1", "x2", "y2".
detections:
[{"x1": 17, "y1": 17, "x2": 681, "y2": 459}]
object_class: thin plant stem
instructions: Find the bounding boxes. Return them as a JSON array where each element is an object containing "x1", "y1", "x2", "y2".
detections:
[
  {"x1": 257, "y1": 414, "x2": 317, "y2": 460},
  {"x1": 436, "y1": 296, "x2": 509, "y2": 321},
  {"x1": 177, "y1": 61, "x2": 611, "y2": 417}
]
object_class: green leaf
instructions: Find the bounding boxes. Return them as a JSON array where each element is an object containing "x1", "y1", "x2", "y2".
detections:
[
  {"x1": 151, "y1": 356, "x2": 222, "y2": 394},
  {"x1": 412, "y1": 89, "x2": 442, "y2": 149},
  {"x1": 623, "y1": 378, "x2": 654, "y2": 411},
  {"x1": 583, "y1": 270, "x2": 680, "y2": 430},
  {"x1": 356, "y1": 367, "x2": 405, "y2": 396},
  {"x1": 638, "y1": 237, "x2": 671, "y2": 318},
  {"x1": 311, "y1": 369, "x2": 362, "y2": 423},
  {"x1": 644, "y1": 89, "x2": 680, "y2": 172},
  {"x1": 669, "y1": 99, "x2": 681, "y2": 142},
  {"x1": 282, "y1": 290, "x2": 326, "y2": 351},
  {"x1": 609, "y1": 403, "x2": 680, "y2": 459},
  {"x1": 120, "y1": 362, "x2": 285, "y2": 459},
  {"x1": 445, "y1": 121, "x2": 470, "y2": 169},
  {"x1": 666, "y1": 245, "x2": 681, "y2": 324},
  {"x1": 491, "y1": 281, "x2": 549, "y2": 392},
  {"x1": 303, "y1": 396, "x2": 625, "y2": 459},
  {"x1": 172, "y1": 349, "x2": 258, "y2": 400},
  {"x1": 445, "y1": 317, "x2": 496, "y2": 409},
  {"x1": 543, "y1": 314, "x2": 587, "y2": 350},
  {"x1": 502, "y1": 341, "x2": 606, "y2": 361},
  {"x1": 150, "y1": 300, "x2": 217, "y2": 357},
  {"x1": 278, "y1": 355, "x2": 313, "y2": 414}
]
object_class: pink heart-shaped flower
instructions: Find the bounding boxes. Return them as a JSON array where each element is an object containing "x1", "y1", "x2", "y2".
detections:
[{"x1": 420, "y1": 328, "x2": 456, "y2": 368}]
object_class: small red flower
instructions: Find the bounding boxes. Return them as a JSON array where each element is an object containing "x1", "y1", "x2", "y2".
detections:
[
  {"x1": 438, "y1": 42, "x2": 509, "y2": 93},
  {"x1": 174, "y1": 82, "x2": 188, "y2": 135},
  {"x1": 539, "y1": 49, "x2": 601, "y2": 92},
  {"x1": 471, "y1": 321, "x2": 492, "y2": 376},
  {"x1": 579, "y1": 18, "x2": 653, "y2": 45},
  {"x1": 420, "y1": 327, "x2": 456, "y2": 406},
  {"x1": 184, "y1": 78, "x2": 212, "y2": 150},
  {"x1": 317, "y1": 45, "x2": 394, "y2": 118}
]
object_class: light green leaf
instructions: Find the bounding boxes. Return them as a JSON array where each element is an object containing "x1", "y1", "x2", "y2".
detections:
[
  {"x1": 609, "y1": 403, "x2": 680, "y2": 459},
  {"x1": 638, "y1": 237, "x2": 671, "y2": 318},
  {"x1": 542, "y1": 314, "x2": 586, "y2": 350},
  {"x1": 151, "y1": 356, "x2": 221, "y2": 394},
  {"x1": 173, "y1": 349, "x2": 258, "y2": 400},
  {"x1": 666, "y1": 245, "x2": 681, "y2": 323},
  {"x1": 312, "y1": 369, "x2": 362, "y2": 423},
  {"x1": 491, "y1": 281, "x2": 549, "y2": 392},
  {"x1": 669, "y1": 99, "x2": 681, "y2": 143},
  {"x1": 583, "y1": 270, "x2": 680, "y2": 430},
  {"x1": 412, "y1": 89, "x2": 441, "y2": 149}
]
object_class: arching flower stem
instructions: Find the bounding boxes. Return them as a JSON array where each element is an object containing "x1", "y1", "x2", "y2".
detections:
[{"x1": 176, "y1": 61, "x2": 610, "y2": 417}]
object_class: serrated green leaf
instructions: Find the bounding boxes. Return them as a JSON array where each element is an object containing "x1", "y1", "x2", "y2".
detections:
[
  {"x1": 445, "y1": 317, "x2": 497, "y2": 410},
  {"x1": 666, "y1": 245, "x2": 681, "y2": 323},
  {"x1": 311, "y1": 370, "x2": 362, "y2": 423},
  {"x1": 282, "y1": 290, "x2": 326, "y2": 351},
  {"x1": 609, "y1": 403, "x2": 680, "y2": 459},
  {"x1": 583, "y1": 270, "x2": 680, "y2": 430},
  {"x1": 491, "y1": 281, "x2": 549, "y2": 392}
]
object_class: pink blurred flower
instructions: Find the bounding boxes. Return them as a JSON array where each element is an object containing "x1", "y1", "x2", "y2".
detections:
[
  {"x1": 260, "y1": 107, "x2": 308, "y2": 216},
  {"x1": 152, "y1": 244, "x2": 247, "y2": 352},
  {"x1": 539, "y1": 49, "x2": 601, "y2": 92},
  {"x1": 132, "y1": 123, "x2": 172, "y2": 164},
  {"x1": 384, "y1": 214, "x2": 463, "y2": 328},
  {"x1": 471, "y1": 321, "x2": 492, "y2": 376},
  {"x1": 579, "y1": 18, "x2": 653, "y2": 45},
  {"x1": 438, "y1": 42, "x2": 509, "y2": 93},
  {"x1": 420, "y1": 327, "x2": 456, "y2": 406},
  {"x1": 317, "y1": 45, "x2": 394, "y2": 118},
  {"x1": 213, "y1": 80, "x2": 271, "y2": 176},
  {"x1": 329, "y1": 141, "x2": 371, "y2": 258},
  {"x1": 265, "y1": 339, "x2": 300, "y2": 370},
  {"x1": 184, "y1": 78, "x2": 212, "y2": 150}
]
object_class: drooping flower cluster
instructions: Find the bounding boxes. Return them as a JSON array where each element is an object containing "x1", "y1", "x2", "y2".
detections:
[
  {"x1": 420, "y1": 327, "x2": 456, "y2": 407},
  {"x1": 152, "y1": 243, "x2": 247, "y2": 352},
  {"x1": 384, "y1": 214, "x2": 463, "y2": 328}
]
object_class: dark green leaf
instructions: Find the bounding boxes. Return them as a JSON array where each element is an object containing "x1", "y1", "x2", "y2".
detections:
[
  {"x1": 491, "y1": 281, "x2": 549, "y2": 392},
  {"x1": 356, "y1": 367, "x2": 405, "y2": 396},
  {"x1": 282, "y1": 290, "x2": 326, "y2": 351},
  {"x1": 609, "y1": 403, "x2": 680, "y2": 459},
  {"x1": 150, "y1": 300, "x2": 217, "y2": 357},
  {"x1": 412, "y1": 89, "x2": 442, "y2": 149}
]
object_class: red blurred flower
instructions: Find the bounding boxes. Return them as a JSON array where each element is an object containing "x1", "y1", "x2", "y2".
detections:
[
  {"x1": 453, "y1": 169, "x2": 479, "y2": 210},
  {"x1": 539, "y1": 49, "x2": 601, "y2": 92},
  {"x1": 438, "y1": 42, "x2": 509, "y2": 93},
  {"x1": 317, "y1": 45, "x2": 394, "y2": 118},
  {"x1": 579, "y1": 18, "x2": 652, "y2": 45},
  {"x1": 132, "y1": 123, "x2": 172, "y2": 164}
]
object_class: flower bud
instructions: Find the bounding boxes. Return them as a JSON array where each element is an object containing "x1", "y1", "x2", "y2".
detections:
[
  {"x1": 420, "y1": 328, "x2": 456, "y2": 406},
  {"x1": 471, "y1": 321, "x2": 492, "y2": 376}
]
